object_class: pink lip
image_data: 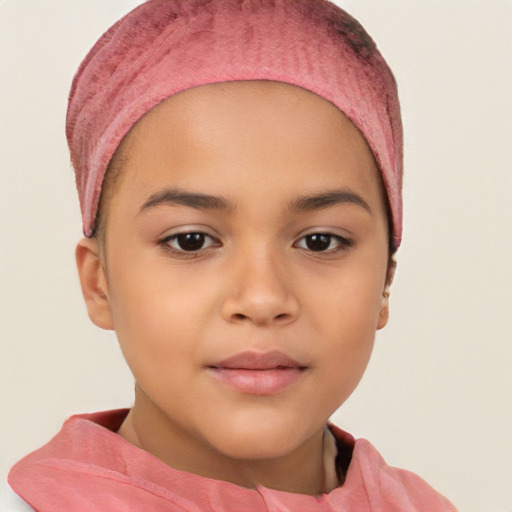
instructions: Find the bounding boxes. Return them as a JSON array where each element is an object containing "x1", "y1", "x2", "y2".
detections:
[{"x1": 207, "y1": 350, "x2": 307, "y2": 396}]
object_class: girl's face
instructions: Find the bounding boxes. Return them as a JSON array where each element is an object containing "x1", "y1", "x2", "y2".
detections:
[{"x1": 78, "y1": 81, "x2": 390, "y2": 488}]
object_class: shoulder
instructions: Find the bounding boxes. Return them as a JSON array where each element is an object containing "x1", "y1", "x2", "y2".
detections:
[
  {"x1": 8, "y1": 409, "x2": 131, "y2": 511},
  {"x1": 327, "y1": 424, "x2": 457, "y2": 512},
  {"x1": 352, "y1": 437, "x2": 458, "y2": 512},
  {"x1": 1, "y1": 483, "x2": 35, "y2": 512}
]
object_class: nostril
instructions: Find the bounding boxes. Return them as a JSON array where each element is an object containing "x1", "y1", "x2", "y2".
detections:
[{"x1": 223, "y1": 292, "x2": 299, "y2": 326}]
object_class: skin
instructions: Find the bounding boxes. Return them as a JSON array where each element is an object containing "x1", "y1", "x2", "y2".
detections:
[{"x1": 76, "y1": 81, "x2": 392, "y2": 495}]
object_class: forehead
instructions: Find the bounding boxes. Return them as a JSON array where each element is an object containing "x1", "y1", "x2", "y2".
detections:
[{"x1": 109, "y1": 80, "x2": 382, "y2": 207}]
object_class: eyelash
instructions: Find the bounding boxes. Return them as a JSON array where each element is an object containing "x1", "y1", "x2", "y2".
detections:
[
  {"x1": 159, "y1": 232, "x2": 220, "y2": 258},
  {"x1": 158, "y1": 231, "x2": 353, "y2": 257},
  {"x1": 294, "y1": 233, "x2": 354, "y2": 254}
]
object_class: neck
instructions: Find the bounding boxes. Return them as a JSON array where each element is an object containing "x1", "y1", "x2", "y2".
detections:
[{"x1": 117, "y1": 385, "x2": 335, "y2": 495}]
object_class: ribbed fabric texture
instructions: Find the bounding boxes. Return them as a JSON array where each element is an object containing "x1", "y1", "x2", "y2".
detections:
[{"x1": 67, "y1": 0, "x2": 403, "y2": 248}]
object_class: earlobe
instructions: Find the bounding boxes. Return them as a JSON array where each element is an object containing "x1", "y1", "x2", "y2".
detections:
[
  {"x1": 377, "y1": 297, "x2": 389, "y2": 330},
  {"x1": 75, "y1": 238, "x2": 114, "y2": 330},
  {"x1": 377, "y1": 254, "x2": 397, "y2": 330}
]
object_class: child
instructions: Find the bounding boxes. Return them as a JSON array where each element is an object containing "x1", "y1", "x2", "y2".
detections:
[{"x1": 8, "y1": 0, "x2": 457, "y2": 510}]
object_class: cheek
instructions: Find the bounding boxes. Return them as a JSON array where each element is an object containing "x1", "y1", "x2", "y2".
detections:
[
  {"x1": 105, "y1": 251, "x2": 222, "y2": 372},
  {"x1": 107, "y1": 265, "x2": 185, "y2": 357},
  {"x1": 307, "y1": 263, "x2": 386, "y2": 335},
  {"x1": 303, "y1": 261, "x2": 385, "y2": 390},
  {"x1": 319, "y1": 297, "x2": 377, "y2": 372}
]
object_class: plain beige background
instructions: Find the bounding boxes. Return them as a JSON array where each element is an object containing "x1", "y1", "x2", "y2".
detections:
[{"x1": 1, "y1": 1, "x2": 511, "y2": 511}]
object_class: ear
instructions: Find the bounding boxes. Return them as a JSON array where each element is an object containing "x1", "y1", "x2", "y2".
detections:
[
  {"x1": 75, "y1": 238, "x2": 114, "y2": 330},
  {"x1": 377, "y1": 254, "x2": 397, "y2": 330}
]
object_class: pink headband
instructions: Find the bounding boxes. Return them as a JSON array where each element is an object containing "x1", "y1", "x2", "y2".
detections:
[{"x1": 67, "y1": 0, "x2": 403, "y2": 249}]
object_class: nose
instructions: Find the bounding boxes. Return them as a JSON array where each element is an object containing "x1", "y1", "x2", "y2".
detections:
[{"x1": 221, "y1": 247, "x2": 300, "y2": 327}]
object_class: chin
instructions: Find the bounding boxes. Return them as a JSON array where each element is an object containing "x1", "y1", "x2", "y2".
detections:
[
  {"x1": 204, "y1": 414, "x2": 315, "y2": 461},
  {"x1": 217, "y1": 437, "x2": 299, "y2": 461}
]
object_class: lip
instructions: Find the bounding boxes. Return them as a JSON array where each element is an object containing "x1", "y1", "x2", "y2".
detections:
[
  {"x1": 207, "y1": 350, "x2": 307, "y2": 396},
  {"x1": 211, "y1": 349, "x2": 304, "y2": 370}
]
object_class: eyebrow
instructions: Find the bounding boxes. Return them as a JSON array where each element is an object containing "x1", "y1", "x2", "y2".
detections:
[
  {"x1": 288, "y1": 189, "x2": 372, "y2": 214},
  {"x1": 139, "y1": 188, "x2": 233, "y2": 214},
  {"x1": 138, "y1": 187, "x2": 371, "y2": 216}
]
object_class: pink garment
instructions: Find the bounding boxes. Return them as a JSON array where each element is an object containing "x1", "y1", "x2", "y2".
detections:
[
  {"x1": 9, "y1": 410, "x2": 456, "y2": 512},
  {"x1": 67, "y1": 0, "x2": 404, "y2": 248}
]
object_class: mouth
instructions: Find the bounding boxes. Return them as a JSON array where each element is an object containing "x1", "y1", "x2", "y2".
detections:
[{"x1": 207, "y1": 350, "x2": 307, "y2": 396}]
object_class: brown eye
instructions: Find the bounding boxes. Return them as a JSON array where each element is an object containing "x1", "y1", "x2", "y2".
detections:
[
  {"x1": 165, "y1": 232, "x2": 217, "y2": 252},
  {"x1": 295, "y1": 233, "x2": 352, "y2": 253},
  {"x1": 305, "y1": 234, "x2": 331, "y2": 252},
  {"x1": 176, "y1": 233, "x2": 206, "y2": 251}
]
